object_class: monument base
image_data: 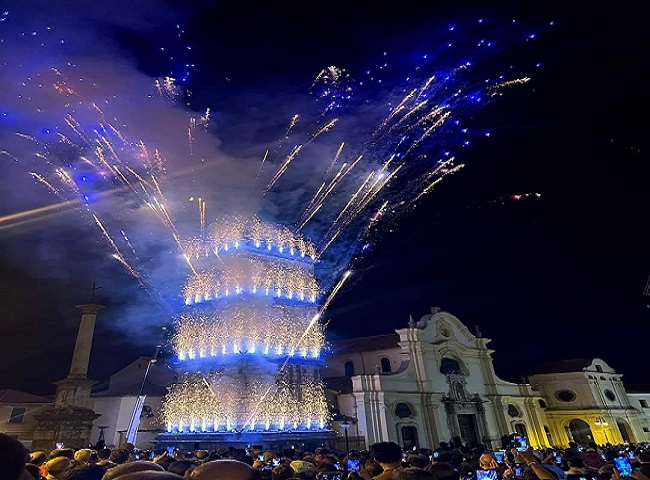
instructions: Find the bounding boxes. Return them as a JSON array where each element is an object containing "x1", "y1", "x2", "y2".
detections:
[{"x1": 155, "y1": 430, "x2": 337, "y2": 452}]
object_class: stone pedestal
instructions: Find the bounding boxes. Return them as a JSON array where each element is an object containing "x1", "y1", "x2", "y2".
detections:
[
  {"x1": 32, "y1": 406, "x2": 101, "y2": 451},
  {"x1": 31, "y1": 303, "x2": 105, "y2": 451}
]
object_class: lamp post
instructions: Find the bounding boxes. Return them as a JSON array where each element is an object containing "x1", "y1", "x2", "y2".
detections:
[{"x1": 341, "y1": 415, "x2": 350, "y2": 456}]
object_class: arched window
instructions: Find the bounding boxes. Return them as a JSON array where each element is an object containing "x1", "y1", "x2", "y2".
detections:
[
  {"x1": 344, "y1": 361, "x2": 355, "y2": 377},
  {"x1": 380, "y1": 357, "x2": 392, "y2": 373},
  {"x1": 538, "y1": 399, "x2": 547, "y2": 409},
  {"x1": 514, "y1": 423, "x2": 527, "y2": 437},
  {"x1": 508, "y1": 404, "x2": 520, "y2": 418},
  {"x1": 440, "y1": 357, "x2": 462, "y2": 375}
]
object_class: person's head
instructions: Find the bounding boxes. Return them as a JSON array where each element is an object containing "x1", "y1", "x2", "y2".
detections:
[
  {"x1": 74, "y1": 449, "x2": 95, "y2": 463},
  {"x1": 290, "y1": 460, "x2": 317, "y2": 479},
  {"x1": 45, "y1": 457, "x2": 72, "y2": 478},
  {"x1": 109, "y1": 449, "x2": 131, "y2": 465},
  {"x1": 63, "y1": 464, "x2": 106, "y2": 480},
  {"x1": 0, "y1": 433, "x2": 30, "y2": 480},
  {"x1": 271, "y1": 464, "x2": 295, "y2": 480},
  {"x1": 188, "y1": 459, "x2": 263, "y2": 480},
  {"x1": 479, "y1": 453, "x2": 497, "y2": 469},
  {"x1": 427, "y1": 463, "x2": 460, "y2": 480},
  {"x1": 282, "y1": 448, "x2": 296, "y2": 460},
  {"x1": 321, "y1": 454, "x2": 340, "y2": 468},
  {"x1": 407, "y1": 454, "x2": 429, "y2": 469},
  {"x1": 371, "y1": 441, "x2": 403, "y2": 465},
  {"x1": 364, "y1": 460, "x2": 383, "y2": 477},
  {"x1": 102, "y1": 461, "x2": 165, "y2": 480},
  {"x1": 434, "y1": 451, "x2": 454, "y2": 464},
  {"x1": 313, "y1": 449, "x2": 330, "y2": 464},
  {"x1": 30, "y1": 451, "x2": 47, "y2": 466},
  {"x1": 110, "y1": 472, "x2": 183, "y2": 480},
  {"x1": 398, "y1": 468, "x2": 437, "y2": 480},
  {"x1": 25, "y1": 463, "x2": 41, "y2": 480},
  {"x1": 567, "y1": 457, "x2": 585, "y2": 469},
  {"x1": 263, "y1": 451, "x2": 278, "y2": 463},
  {"x1": 50, "y1": 449, "x2": 75, "y2": 460},
  {"x1": 194, "y1": 450, "x2": 210, "y2": 462},
  {"x1": 166, "y1": 460, "x2": 196, "y2": 477},
  {"x1": 97, "y1": 448, "x2": 112, "y2": 461}
]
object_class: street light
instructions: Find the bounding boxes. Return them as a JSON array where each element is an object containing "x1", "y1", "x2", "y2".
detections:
[{"x1": 341, "y1": 415, "x2": 350, "y2": 456}]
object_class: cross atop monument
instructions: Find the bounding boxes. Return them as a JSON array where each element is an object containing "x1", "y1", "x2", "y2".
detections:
[{"x1": 89, "y1": 282, "x2": 102, "y2": 302}]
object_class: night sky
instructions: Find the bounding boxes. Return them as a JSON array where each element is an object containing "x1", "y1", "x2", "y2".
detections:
[{"x1": 0, "y1": 0, "x2": 647, "y2": 396}]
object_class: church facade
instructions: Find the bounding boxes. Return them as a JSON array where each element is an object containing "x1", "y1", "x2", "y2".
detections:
[{"x1": 322, "y1": 307, "x2": 650, "y2": 451}]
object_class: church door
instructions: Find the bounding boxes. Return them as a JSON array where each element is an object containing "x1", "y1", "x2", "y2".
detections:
[
  {"x1": 458, "y1": 414, "x2": 480, "y2": 446},
  {"x1": 401, "y1": 425, "x2": 419, "y2": 450}
]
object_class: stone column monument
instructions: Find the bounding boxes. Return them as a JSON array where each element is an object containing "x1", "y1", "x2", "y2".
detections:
[{"x1": 32, "y1": 303, "x2": 104, "y2": 451}]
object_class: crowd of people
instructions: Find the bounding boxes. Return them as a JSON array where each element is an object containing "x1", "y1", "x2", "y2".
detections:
[{"x1": 3, "y1": 433, "x2": 650, "y2": 480}]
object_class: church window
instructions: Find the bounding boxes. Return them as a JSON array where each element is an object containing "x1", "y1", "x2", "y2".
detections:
[
  {"x1": 440, "y1": 357, "x2": 462, "y2": 375},
  {"x1": 395, "y1": 402, "x2": 413, "y2": 418},
  {"x1": 640, "y1": 400, "x2": 649, "y2": 408},
  {"x1": 555, "y1": 390, "x2": 577, "y2": 402},
  {"x1": 507, "y1": 404, "x2": 520, "y2": 417},
  {"x1": 539, "y1": 399, "x2": 547, "y2": 408},
  {"x1": 344, "y1": 361, "x2": 355, "y2": 377},
  {"x1": 604, "y1": 389, "x2": 616, "y2": 401},
  {"x1": 595, "y1": 364, "x2": 603, "y2": 373},
  {"x1": 514, "y1": 423, "x2": 527, "y2": 437},
  {"x1": 380, "y1": 357, "x2": 392, "y2": 373},
  {"x1": 643, "y1": 427, "x2": 650, "y2": 433},
  {"x1": 9, "y1": 407, "x2": 25, "y2": 423}
]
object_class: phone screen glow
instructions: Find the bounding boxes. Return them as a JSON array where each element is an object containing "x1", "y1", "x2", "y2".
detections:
[
  {"x1": 477, "y1": 470, "x2": 498, "y2": 480},
  {"x1": 615, "y1": 457, "x2": 632, "y2": 476}
]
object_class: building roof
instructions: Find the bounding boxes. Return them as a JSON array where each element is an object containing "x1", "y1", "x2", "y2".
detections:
[
  {"x1": 0, "y1": 389, "x2": 53, "y2": 404},
  {"x1": 326, "y1": 333, "x2": 400, "y2": 356},
  {"x1": 91, "y1": 382, "x2": 169, "y2": 397},
  {"x1": 529, "y1": 358, "x2": 595, "y2": 375}
]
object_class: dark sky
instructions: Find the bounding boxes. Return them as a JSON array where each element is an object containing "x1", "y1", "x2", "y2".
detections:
[{"x1": 0, "y1": 0, "x2": 647, "y2": 395}]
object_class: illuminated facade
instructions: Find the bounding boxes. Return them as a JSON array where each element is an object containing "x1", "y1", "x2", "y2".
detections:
[
  {"x1": 324, "y1": 308, "x2": 650, "y2": 450},
  {"x1": 156, "y1": 216, "x2": 333, "y2": 448}
]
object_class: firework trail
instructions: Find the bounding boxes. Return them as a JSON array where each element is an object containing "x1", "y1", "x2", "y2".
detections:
[{"x1": 2, "y1": 3, "x2": 551, "y2": 339}]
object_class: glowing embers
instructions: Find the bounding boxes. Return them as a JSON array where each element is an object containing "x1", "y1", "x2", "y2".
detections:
[
  {"x1": 160, "y1": 373, "x2": 331, "y2": 433},
  {"x1": 182, "y1": 257, "x2": 320, "y2": 305},
  {"x1": 172, "y1": 305, "x2": 324, "y2": 361},
  {"x1": 183, "y1": 215, "x2": 317, "y2": 260}
]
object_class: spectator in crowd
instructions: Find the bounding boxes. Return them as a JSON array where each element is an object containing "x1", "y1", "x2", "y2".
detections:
[
  {"x1": 397, "y1": 468, "x2": 437, "y2": 480},
  {"x1": 44, "y1": 457, "x2": 71, "y2": 480},
  {"x1": 102, "y1": 461, "x2": 164, "y2": 480},
  {"x1": 24, "y1": 463, "x2": 43, "y2": 480},
  {"x1": 289, "y1": 460, "x2": 317, "y2": 479},
  {"x1": 167, "y1": 459, "x2": 197, "y2": 477},
  {"x1": 95, "y1": 448, "x2": 114, "y2": 469},
  {"x1": 188, "y1": 459, "x2": 262, "y2": 480},
  {"x1": 362, "y1": 441, "x2": 404, "y2": 480},
  {"x1": 109, "y1": 450, "x2": 131, "y2": 466},
  {"x1": 271, "y1": 464, "x2": 295, "y2": 480},
  {"x1": 0, "y1": 433, "x2": 31, "y2": 480}
]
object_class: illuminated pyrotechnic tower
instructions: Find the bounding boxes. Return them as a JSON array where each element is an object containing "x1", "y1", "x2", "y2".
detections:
[{"x1": 157, "y1": 216, "x2": 334, "y2": 449}]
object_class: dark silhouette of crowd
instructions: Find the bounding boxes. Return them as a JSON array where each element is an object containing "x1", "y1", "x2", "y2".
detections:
[{"x1": 3, "y1": 432, "x2": 650, "y2": 480}]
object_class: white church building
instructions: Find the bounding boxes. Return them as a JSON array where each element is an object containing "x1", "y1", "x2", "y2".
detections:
[{"x1": 321, "y1": 307, "x2": 650, "y2": 451}]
